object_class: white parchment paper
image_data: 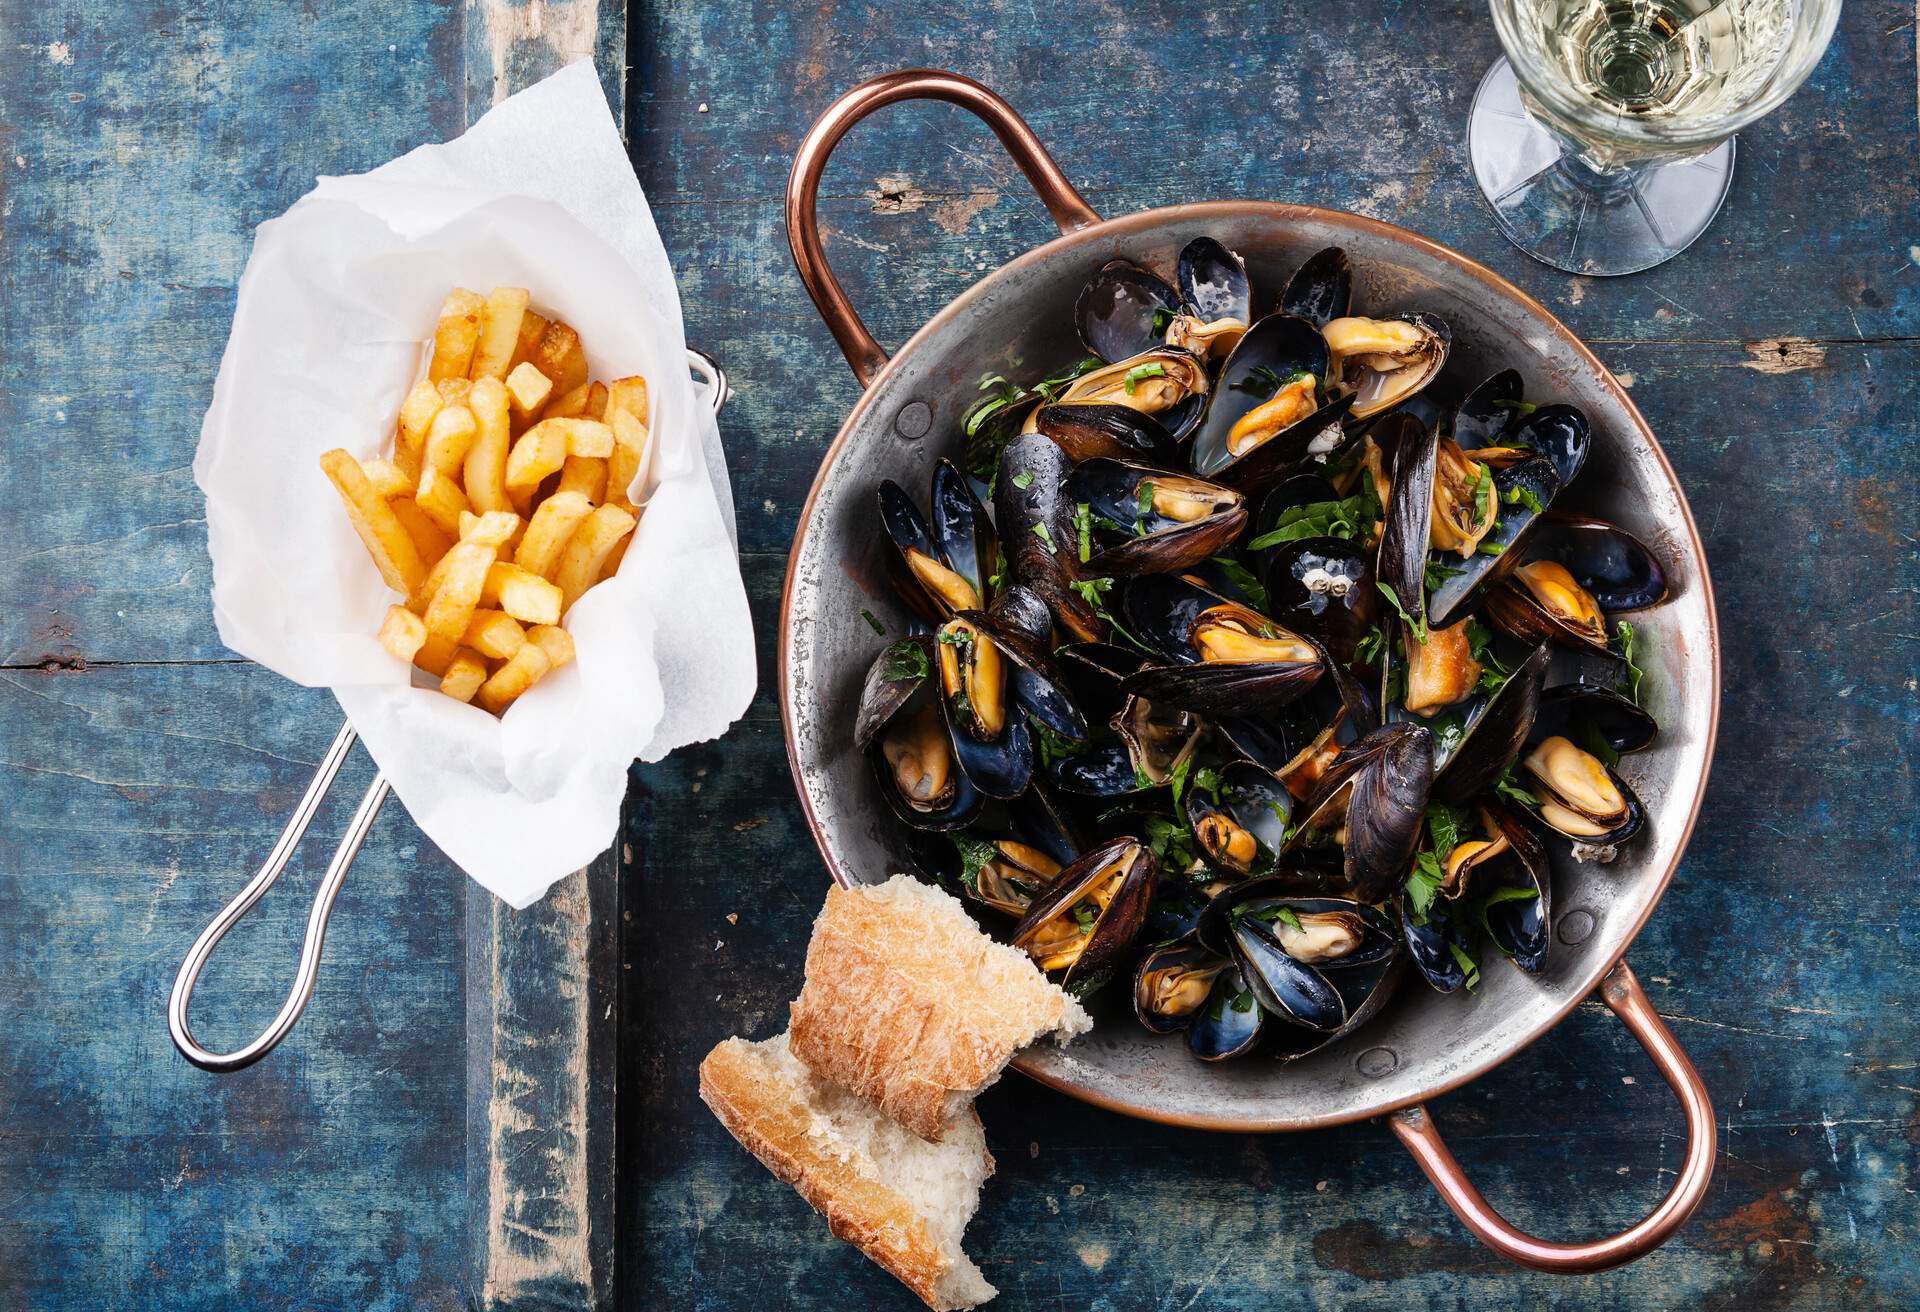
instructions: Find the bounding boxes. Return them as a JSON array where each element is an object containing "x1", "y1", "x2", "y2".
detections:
[{"x1": 194, "y1": 63, "x2": 756, "y2": 908}]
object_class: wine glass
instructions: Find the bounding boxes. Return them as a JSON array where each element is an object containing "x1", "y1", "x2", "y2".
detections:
[{"x1": 1468, "y1": 0, "x2": 1841, "y2": 276}]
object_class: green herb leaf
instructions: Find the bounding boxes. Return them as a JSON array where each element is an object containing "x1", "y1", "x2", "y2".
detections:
[
  {"x1": 1122, "y1": 362, "x2": 1166, "y2": 394},
  {"x1": 881, "y1": 639, "x2": 929, "y2": 682},
  {"x1": 1031, "y1": 521, "x2": 1055, "y2": 551},
  {"x1": 1011, "y1": 470, "x2": 1035, "y2": 490},
  {"x1": 1074, "y1": 502, "x2": 1094, "y2": 563},
  {"x1": 950, "y1": 833, "x2": 998, "y2": 891},
  {"x1": 1423, "y1": 560, "x2": 1464, "y2": 593},
  {"x1": 1476, "y1": 540, "x2": 1505, "y2": 557},
  {"x1": 1492, "y1": 760, "x2": 1540, "y2": 810},
  {"x1": 1375, "y1": 579, "x2": 1428, "y2": 644},
  {"x1": 1448, "y1": 941, "x2": 1482, "y2": 990},
  {"x1": 1193, "y1": 766, "x2": 1223, "y2": 802},
  {"x1": 1032, "y1": 357, "x2": 1104, "y2": 403},
  {"x1": 1209, "y1": 556, "x2": 1269, "y2": 612},
  {"x1": 1071, "y1": 901, "x2": 1099, "y2": 933},
  {"x1": 1465, "y1": 618, "x2": 1511, "y2": 695},
  {"x1": 1491, "y1": 399, "x2": 1537, "y2": 416},
  {"x1": 1273, "y1": 905, "x2": 1303, "y2": 931},
  {"x1": 1579, "y1": 718, "x2": 1621, "y2": 770},
  {"x1": 1406, "y1": 851, "x2": 1446, "y2": 920},
  {"x1": 1355, "y1": 624, "x2": 1387, "y2": 666},
  {"x1": 1480, "y1": 883, "x2": 1541, "y2": 911},
  {"x1": 1614, "y1": 621, "x2": 1646, "y2": 705},
  {"x1": 1424, "y1": 801, "x2": 1470, "y2": 862},
  {"x1": 1502, "y1": 483, "x2": 1544, "y2": 514},
  {"x1": 1151, "y1": 306, "x2": 1175, "y2": 335},
  {"x1": 1168, "y1": 752, "x2": 1194, "y2": 808},
  {"x1": 1230, "y1": 988, "x2": 1255, "y2": 1013},
  {"x1": 1033, "y1": 720, "x2": 1088, "y2": 768},
  {"x1": 860, "y1": 608, "x2": 886, "y2": 635},
  {"x1": 1246, "y1": 495, "x2": 1372, "y2": 549}
]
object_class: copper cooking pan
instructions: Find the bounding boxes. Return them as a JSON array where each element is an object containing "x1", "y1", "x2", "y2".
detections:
[{"x1": 778, "y1": 69, "x2": 1719, "y2": 1272}]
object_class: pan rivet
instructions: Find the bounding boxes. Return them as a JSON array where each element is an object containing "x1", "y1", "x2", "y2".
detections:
[
  {"x1": 1356, "y1": 1046, "x2": 1398, "y2": 1078},
  {"x1": 1559, "y1": 909, "x2": 1596, "y2": 945},
  {"x1": 894, "y1": 400, "x2": 932, "y2": 441}
]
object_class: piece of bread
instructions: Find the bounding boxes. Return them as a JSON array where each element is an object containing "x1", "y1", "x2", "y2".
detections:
[
  {"x1": 788, "y1": 874, "x2": 1093, "y2": 1143},
  {"x1": 699, "y1": 1031, "x2": 998, "y2": 1311}
]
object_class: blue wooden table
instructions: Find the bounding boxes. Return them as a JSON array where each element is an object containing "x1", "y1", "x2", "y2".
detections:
[{"x1": 2, "y1": 2, "x2": 1915, "y2": 1309}]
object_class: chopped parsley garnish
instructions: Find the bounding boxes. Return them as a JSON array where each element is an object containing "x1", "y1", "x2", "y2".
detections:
[
  {"x1": 1122, "y1": 362, "x2": 1167, "y2": 394},
  {"x1": 1144, "y1": 814, "x2": 1201, "y2": 872},
  {"x1": 1491, "y1": 399, "x2": 1538, "y2": 416},
  {"x1": 1579, "y1": 719, "x2": 1621, "y2": 770},
  {"x1": 950, "y1": 833, "x2": 998, "y2": 891},
  {"x1": 1032, "y1": 357, "x2": 1104, "y2": 402},
  {"x1": 1230, "y1": 988, "x2": 1256, "y2": 1013},
  {"x1": 1011, "y1": 470, "x2": 1035, "y2": 490},
  {"x1": 1423, "y1": 560, "x2": 1464, "y2": 593},
  {"x1": 1355, "y1": 624, "x2": 1387, "y2": 665},
  {"x1": 1192, "y1": 766, "x2": 1224, "y2": 803},
  {"x1": 1405, "y1": 850, "x2": 1446, "y2": 921},
  {"x1": 1168, "y1": 753, "x2": 1195, "y2": 807},
  {"x1": 1491, "y1": 760, "x2": 1540, "y2": 810},
  {"x1": 881, "y1": 639, "x2": 928, "y2": 682},
  {"x1": 1246, "y1": 495, "x2": 1372, "y2": 549},
  {"x1": 1465, "y1": 618, "x2": 1511, "y2": 695},
  {"x1": 1476, "y1": 540, "x2": 1505, "y2": 557},
  {"x1": 1074, "y1": 502, "x2": 1094, "y2": 563},
  {"x1": 1150, "y1": 306, "x2": 1176, "y2": 335},
  {"x1": 1503, "y1": 483, "x2": 1544, "y2": 514},
  {"x1": 1614, "y1": 621, "x2": 1646, "y2": 705},
  {"x1": 1271, "y1": 905, "x2": 1304, "y2": 931},
  {"x1": 1071, "y1": 901, "x2": 1099, "y2": 934},
  {"x1": 1031, "y1": 521, "x2": 1055, "y2": 551},
  {"x1": 860, "y1": 608, "x2": 886, "y2": 635},
  {"x1": 1375, "y1": 579, "x2": 1428, "y2": 644},
  {"x1": 1032, "y1": 721, "x2": 1087, "y2": 768},
  {"x1": 1448, "y1": 941, "x2": 1482, "y2": 990},
  {"x1": 1136, "y1": 479, "x2": 1156, "y2": 528},
  {"x1": 960, "y1": 374, "x2": 1022, "y2": 438},
  {"x1": 1424, "y1": 800, "x2": 1470, "y2": 862}
]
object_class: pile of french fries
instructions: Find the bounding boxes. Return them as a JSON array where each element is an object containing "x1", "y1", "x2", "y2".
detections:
[{"x1": 321, "y1": 288, "x2": 649, "y2": 714}]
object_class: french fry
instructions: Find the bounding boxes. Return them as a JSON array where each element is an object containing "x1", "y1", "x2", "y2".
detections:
[
  {"x1": 464, "y1": 376, "x2": 513, "y2": 513},
  {"x1": 428, "y1": 289, "x2": 485, "y2": 381},
  {"x1": 420, "y1": 403, "x2": 478, "y2": 486},
  {"x1": 422, "y1": 541, "x2": 496, "y2": 644},
  {"x1": 532, "y1": 320, "x2": 589, "y2": 395},
  {"x1": 378, "y1": 605, "x2": 428, "y2": 663},
  {"x1": 389, "y1": 496, "x2": 453, "y2": 568},
  {"x1": 510, "y1": 309, "x2": 549, "y2": 370},
  {"x1": 553, "y1": 503, "x2": 636, "y2": 612},
  {"x1": 460, "y1": 608, "x2": 529, "y2": 660},
  {"x1": 542, "y1": 382, "x2": 591, "y2": 420},
  {"x1": 597, "y1": 534, "x2": 630, "y2": 582},
  {"x1": 480, "y1": 562, "x2": 563, "y2": 625},
  {"x1": 359, "y1": 457, "x2": 412, "y2": 500},
  {"x1": 460, "y1": 509, "x2": 521, "y2": 548},
  {"x1": 583, "y1": 381, "x2": 609, "y2": 421},
  {"x1": 320, "y1": 448, "x2": 428, "y2": 598},
  {"x1": 606, "y1": 376, "x2": 649, "y2": 426},
  {"x1": 527, "y1": 625, "x2": 575, "y2": 671},
  {"x1": 415, "y1": 467, "x2": 471, "y2": 537},
  {"x1": 504, "y1": 421, "x2": 569, "y2": 512},
  {"x1": 557, "y1": 418, "x2": 614, "y2": 458},
  {"x1": 414, "y1": 632, "x2": 459, "y2": 678},
  {"x1": 504, "y1": 361, "x2": 553, "y2": 427},
  {"x1": 436, "y1": 378, "x2": 473, "y2": 406},
  {"x1": 477, "y1": 642, "x2": 553, "y2": 714},
  {"x1": 514, "y1": 491, "x2": 594, "y2": 580},
  {"x1": 396, "y1": 380, "x2": 444, "y2": 480},
  {"x1": 556, "y1": 455, "x2": 607, "y2": 503},
  {"x1": 605, "y1": 407, "x2": 650, "y2": 511},
  {"x1": 439, "y1": 648, "x2": 488, "y2": 703},
  {"x1": 469, "y1": 287, "x2": 531, "y2": 380}
]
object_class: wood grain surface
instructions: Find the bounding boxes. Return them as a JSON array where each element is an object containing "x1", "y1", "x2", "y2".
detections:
[{"x1": 0, "y1": 0, "x2": 1913, "y2": 1309}]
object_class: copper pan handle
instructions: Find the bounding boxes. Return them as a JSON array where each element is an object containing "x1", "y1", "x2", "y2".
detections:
[
  {"x1": 786, "y1": 69, "x2": 1101, "y2": 390},
  {"x1": 1386, "y1": 960, "x2": 1715, "y2": 1272}
]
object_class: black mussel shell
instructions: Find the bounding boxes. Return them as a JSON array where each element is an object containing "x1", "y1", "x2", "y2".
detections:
[
  {"x1": 1076, "y1": 261, "x2": 1181, "y2": 363},
  {"x1": 966, "y1": 593, "x2": 1087, "y2": 742},
  {"x1": 1430, "y1": 642, "x2": 1551, "y2": 804},
  {"x1": 857, "y1": 638, "x2": 985, "y2": 831},
  {"x1": 1375, "y1": 412, "x2": 1435, "y2": 634},
  {"x1": 960, "y1": 385, "x2": 1043, "y2": 477},
  {"x1": 1479, "y1": 805, "x2": 1552, "y2": 972},
  {"x1": 1453, "y1": 369, "x2": 1524, "y2": 449},
  {"x1": 1119, "y1": 573, "x2": 1225, "y2": 664},
  {"x1": 1228, "y1": 918, "x2": 1346, "y2": 1032},
  {"x1": 1187, "y1": 964, "x2": 1265, "y2": 1061},
  {"x1": 1508, "y1": 403, "x2": 1590, "y2": 487},
  {"x1": 1530, "y1": 514, "x2": 1668, "y2": 612},
  {"x1": 1328, "y1": 312, "x2": 1451, "y2": 420},
  {"x1": 1534, "y1": 681, "x2": 1658, "y2": 754},
  {"x1": 996, "y1": 434, "x2": 1107, "y2": 642},
  {"x1": 1122, "y1": 658, "x2": 1323, "y2": 718},
  {"x1": 1048, "y1": 347, "x2": 1211, "y2": 443},
  {"x1": 1400, "y1": 894, "x2": 1470, "y2": 993},
  {"x1": 1133, "y1": 938, "x2": 1230, "y2": 1035},
  {"x1": 1146, "y1": 877, "x2": 1218, "y2": 943},
  {"x1": 1066, "y1": 459, "x2": 1249, "y2": 576},
  {"x1": 1521, "y1": 736, "x2": 1648, "y2": 852},
  {"x1": 1428, "y1": 455, "x2": 1562, "y2": 629},
  {"x1": 1213, "y1": 714, "x2": 1293, "y2": 772},
  {"x1": 1048, "y1": 741, "x2": 1144, "y2": 798},
  {"x1": 1189, "y1": 314, "x2": 1354, "y2": 493},
  {"x1": 1219, "y1": 894, "x2": 1398, "y2": 969},
  {"x1": 1483, "y1": 571, "x2": 1615, "y2": 658},
  {"x1": 1037, "y1": 403, "x2": 1180, "y2": 466},
  {"x1": 1280, "y1": 247, "x2": 1352, "y2": 329},
  {"x1": 1263, "y1": 535, "x2": 1380, "y2": 665},
  {"x1": 1178, "y1": 237, "x2": 1252, "y2": 325},
  {"x1": 1054, "y1": 641, "x2": 1142, "y2": 724},
  {"x1": 1185, "y1": 760, "x2": 1292, "y2": 878},
  {"x1": 1011, "y1": 837, "x2": 1159, "y2": 997},
  {"x1": 879, "y1": 480, "x2": 966, "y2": 624},
  {"x1": 1296, "y1": 722, "x2": 1434, "y2": 902},
  {"x1": 930, "y1": 459, "x2": 996, "y2": 608},
  {"x1": 931, "y1": 617, "x2": 1035, "y2": 799}
]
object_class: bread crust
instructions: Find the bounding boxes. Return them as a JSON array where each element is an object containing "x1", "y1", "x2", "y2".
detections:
[
  {"x1": 789, "y1": 879, "x2": 1089, "y2": 1142},
  {"x1": 698, "y1": 1036, "x2": 990, "y2": 1311}
]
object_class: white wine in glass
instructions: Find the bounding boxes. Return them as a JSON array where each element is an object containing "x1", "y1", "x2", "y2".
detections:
[{"x1": 1470, "y1": 0, "x2": 1840, "y2": 276}]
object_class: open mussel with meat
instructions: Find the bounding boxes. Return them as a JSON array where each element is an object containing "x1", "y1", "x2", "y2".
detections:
[{"x1": 851, "y1": 233, "x2": 1681, "y2": 1067}]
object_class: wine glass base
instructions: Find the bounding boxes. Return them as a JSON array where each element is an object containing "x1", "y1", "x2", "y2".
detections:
[{"x1": 1468, "y1": 57, "x2": 1735, "y2": 278}]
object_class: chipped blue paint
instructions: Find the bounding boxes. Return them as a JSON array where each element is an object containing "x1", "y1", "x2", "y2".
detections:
[{"x1": 1, "y1": 1, "x2": 1915, "y2": 1310}]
